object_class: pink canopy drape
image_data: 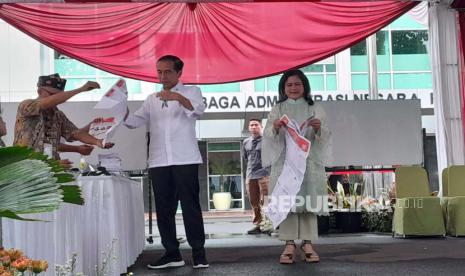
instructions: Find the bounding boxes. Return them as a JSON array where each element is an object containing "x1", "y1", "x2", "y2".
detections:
[{"x1": 0, "y1": 1, "x2": 417, "y2": 84}]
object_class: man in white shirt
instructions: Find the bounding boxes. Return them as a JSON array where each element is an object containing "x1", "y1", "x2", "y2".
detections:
[{"x1": 124, "y1": 55, "x2": 208, "y2": 270}]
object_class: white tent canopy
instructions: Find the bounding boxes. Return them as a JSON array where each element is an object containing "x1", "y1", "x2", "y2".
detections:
[{"x1": 429, "y1": 0, "x2": 465, "y2": 195}]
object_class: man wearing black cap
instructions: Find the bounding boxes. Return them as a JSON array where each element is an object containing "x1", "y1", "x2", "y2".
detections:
[{"x1": 14, "y1": 73, "x2": 113, "y2": 165}]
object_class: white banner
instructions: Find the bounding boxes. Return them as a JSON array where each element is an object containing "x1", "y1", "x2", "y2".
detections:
[{"x1": 202, "y1": 89, "x2": 434, "y2": 113}]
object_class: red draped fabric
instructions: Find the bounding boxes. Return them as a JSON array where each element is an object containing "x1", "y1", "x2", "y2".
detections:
[
  {"x1": 0, "y1": 0, "x2": 324, "y2": 2},
  {"x1": 0, "y1": 2, "x2": 417, "y2": 84},
  {"x1": 452, "y1": 0, "x2": 465, "y2": 9}
]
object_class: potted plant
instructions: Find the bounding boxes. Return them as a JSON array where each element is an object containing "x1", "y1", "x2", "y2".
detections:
[
  {"x1": 360, "y1": 192, "x2": 393, "y2": 233},
  {"x1": 329, "y1": 178, "x2": 364, "y2": 233},
  {"x1": 0, "y1": 146, "x2": 83, "y2": 246},
  {"x1": 210, "y1": 159, "x2": 239, "y2": 211},
  {"x1": 212, "y1": 179, "x2": 232, "y2": 211}
]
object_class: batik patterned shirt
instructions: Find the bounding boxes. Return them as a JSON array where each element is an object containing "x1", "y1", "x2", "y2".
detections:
[{"x1": 14, "y1": 99, "x2": 78, "y2": 159}]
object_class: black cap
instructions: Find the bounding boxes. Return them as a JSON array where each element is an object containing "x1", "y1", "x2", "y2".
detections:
[{"x1": 37, "y1": 73, "x2": 67, "y2": 91}]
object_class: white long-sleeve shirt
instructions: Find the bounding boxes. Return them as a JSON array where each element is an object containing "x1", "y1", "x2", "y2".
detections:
[{"x1": 124, "y1": 82, "x2": 205, "y2": 168}]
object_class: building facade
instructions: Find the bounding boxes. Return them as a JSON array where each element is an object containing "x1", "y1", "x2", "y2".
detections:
[{"x1": 0, "y1": 13, "x2": 434, "y2": 211}]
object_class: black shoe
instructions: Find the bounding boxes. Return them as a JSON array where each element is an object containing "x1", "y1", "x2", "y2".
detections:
[
  {"x1": 261, "y1": 229, "x2": 273, "y2": 235},
  {"x1": 247, "y1": 226, "x2": 261, "y2": 235},
  {"x1": 193, "y1": 255, "x2": 209, "y2": 269},
  {"x1": 147, "y1": 254, "x2": 185, "y2": 269}
]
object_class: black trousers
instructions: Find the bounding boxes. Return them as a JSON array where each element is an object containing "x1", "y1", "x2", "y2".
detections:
[{"x1": 149, "y1": 164, "x2": 206, "y2": 257}]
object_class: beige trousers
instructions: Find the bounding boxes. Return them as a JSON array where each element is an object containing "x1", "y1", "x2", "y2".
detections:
[{"x1": 278, "y1": 213, "x2": 318, "y2": 241}]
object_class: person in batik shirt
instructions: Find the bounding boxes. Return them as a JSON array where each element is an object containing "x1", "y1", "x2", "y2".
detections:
[{"x1": 14, "y1": 73, "x2": 113, "y2": 168}]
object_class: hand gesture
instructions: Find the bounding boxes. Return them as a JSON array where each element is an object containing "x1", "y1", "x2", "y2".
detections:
[
  {"x1": 80, "y1": 81, "x2": 100, "y2": 92},
  {"x1": 103, "y1": 142, "x2": 115, "y2": 149},
  {"x1": 309, "y1": 118, "x2": 321, "y2": 132},
  {"x1": 59, "y1": 159, "x2": 73, "y2": 170},
  {"x1": 157, "y1": 90, "x2": 180, "y2": 101},
  {"x1": 273, "y1": 119, "x2": 284, "y2": 132},
  {"x1": 77, "y1": 144, "x2": 94, "y2": 156},
  {"x1": 97, "y1": 139, "x2": 115, "y2": 149}
]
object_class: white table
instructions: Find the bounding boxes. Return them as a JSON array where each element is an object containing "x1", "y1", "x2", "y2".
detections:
[{"x1": 2, "y1": 175, "x2": 145, "y2": 276}]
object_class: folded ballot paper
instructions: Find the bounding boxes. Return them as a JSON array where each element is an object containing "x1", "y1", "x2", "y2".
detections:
[
  {"x1": 93, "y1": 79, "x2": 128, "y2": 143},
  {"x1": 94, "y1": 78, "x2": 128, "y2": 122},
  {"x1": 88, "y1": 117, "x2": 117, "y2": 142}
]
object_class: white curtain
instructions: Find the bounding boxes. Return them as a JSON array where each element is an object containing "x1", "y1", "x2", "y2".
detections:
[
  {"x1": 429, "y1": 1, "x2": 465, "y2": 196},
  {"x1": 408, "y1": 1, "x2": 429, "y2": 27}
]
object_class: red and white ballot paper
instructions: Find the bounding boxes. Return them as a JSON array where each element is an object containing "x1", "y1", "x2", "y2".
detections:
[
  {"x1": 88, "y1": 117, "x2": 116, "y2": 139},
  {"x1": 93, "y1": 79, "x2": 128, "y2": 144},
  {"x1": 265, "y1": 114, "x2": 314, "y2": 229}
]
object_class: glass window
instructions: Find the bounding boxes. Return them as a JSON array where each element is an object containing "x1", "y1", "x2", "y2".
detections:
[
  {"x1": 199, "y1": 83, "x2": 240, "y2": 93},
  {"x1": 301, "y1": 64, "x2": 324, "y2": 73},
  {"x1": 351, "y1": 33, "x2": 391, "y2": 72},
  {"x1": 351, "y1": 27, "x2": 432, "y2": 91},
  {"x1": 376, "y1": 31, "x2": 391, "y2": 72},
  {"x1": 65, "y1": 78, "x2": 97, "y2": 90},
  {"x1": 351, "y1": 74, "x2": 369, "y2": 90},
  {"x1": 257, "y1": 56, "x2": 337, "y2": 93},
  {"x1": 351, "y1": 34, "x2": 389, "y2": 60},
  {"x1": 254, "y1": 79, "x2": 266, "y2": 92},
  {"x1": 54, "y1": 51, "x2": 69, "y2": 59},
  {"x1": 154, "y1": 83, "x2": 163, "y2": 92},
  {"x1": 392, "y1": 30, "x2": 430, "y2": 72},
  {"x1": 308, "y1": 75, "x2": 325, "y2": 91},
  {"x1": 350, "y1": 40, "x2": 367, "y2": 56},
  {"x1": 306, "y1": 61, "x2": 337, "y2": 91},
  {"x1": 392, "y1": 54, "x2": 431, "y2": 71},
  {"x1": 390, "y1": 14, "x2": 426, "y2": 30},
  {"x1": 126, "y1": 79, "x2": 142, "y2": 94},
  {"x1": 266, "y1": 75, "x2": 281, "y2": 92},
  {"x1": 55, "y1": 59, "x2": 96, "y2": 77},
  {"x1": 393, "y1": 73, "x2": 432, "y2": 89},
  {"x1": 208, "y1": 142, "x2": 241, "y2": 152},
  {"x1": 61, "y1": 76, "x2": 142, "y2": 95},
  {"x1": 392, "y1": 30, "x2": 428, "y2": 55},
  {"x1": 326, "y1": 74, "x2": 337, "y2": 91},
  {"x1": 209, "y1": 175, "x2": 243, "y2": 209},
  {"x1": 378, "y1": 73, "x2": 391, "y2": 90},
  {"x1": 207, "y1": 142, "x2": 244, "y2": 210},
  {"x1": 350, "y1": 40, "x2": 368, "y2": 73},
  {"x1": 326, "y1": 64, "x2": 336, "y2": 73},
  {"x1": 376, "y1": 31, "x2": 388, "y2": 55},
  {"x1": 54, "y1": 50, "x2": 142, "y2": 98},
  {"x1": 208, "y1": 151, "x2": 241, "y2": 175}
]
